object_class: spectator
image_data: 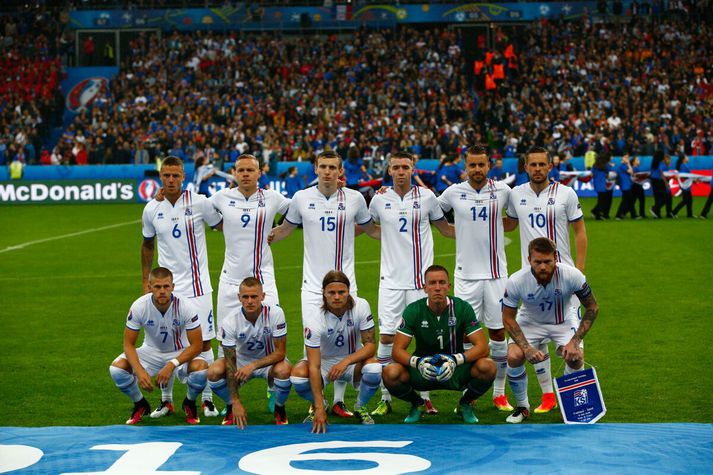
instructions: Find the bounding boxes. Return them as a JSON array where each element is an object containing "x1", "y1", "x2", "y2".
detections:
[
  {"x1": 649, "y1": 151, "x2": 673, "y2": 219},
  {"x1": 283, "y1": 166, "x2": 302, "y2": 198}
]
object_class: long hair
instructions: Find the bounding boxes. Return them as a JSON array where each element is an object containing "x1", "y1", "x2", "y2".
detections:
[{"x1": 321, "y1": 270, "x2": 355, "y2": 311}]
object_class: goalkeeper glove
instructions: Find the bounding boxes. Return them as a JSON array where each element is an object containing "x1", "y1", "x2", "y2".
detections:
[
  {"x1": 435, "y1": 353, "x2": 466, "y2": 382},
  {"x1": 410, "y1": 355, "x2": 438, "y2": 382}
]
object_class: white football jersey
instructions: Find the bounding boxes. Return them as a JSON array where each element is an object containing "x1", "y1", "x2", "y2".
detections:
[
  {"x1": 210, "y1": 188, "x2": 290, "y2": 286},
  {"x1": 438, "y1": 179, "x2": 509, "y2": 280},
  {"x1": 506, "y1": 182, "x2": 583, "y2": 268},
  {"x1": 285, "y1": 187, "x2": 372, "y2": 293},
  {"x1": 370, "y1": 186, "x2": 444, "y2": 290},
  {"x1": 503, "y1": 263, "x2": 591, "y2": 325},
  {"x1": 218, "y1": 304, "x2": 287, "y2": 361},
  {"x1": 142, "y1": 190, "x2": 222, "y2": 297},
  {"x1": 125, "y1": 293, "x2": 201, "y2": 352},
  {"x1": 304, "y1": 297, "x2": 375, "y2": 359}
]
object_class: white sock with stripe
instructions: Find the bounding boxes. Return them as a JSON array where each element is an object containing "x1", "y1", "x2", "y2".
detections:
[
  {"x1": 273, "y1": 378, "x2": 292, "y2": 407},
  {"x1": 356, "y1": 363, "x2": 382, "y2": 410},
  {"x1": 490, "y1": 339, "x2": 508, "y2": 397},
  {"x1": 208, "y1": 378, "x2": 231, "y2": 404},
  {"x1": 507, "y1": 364, "x2": 530, "y2": 408},
  {"x1": 377, "y1": 342, "x2": 393, "y2": 401},
  {"x1": 109, "y1": 366, "x2": 143, "y2": 403},
  {"x1": 200, "y1": 349, "x2": 215, "y2": 402},
  {"x1": 533, "y1": 343, "x2": 553, "y2": 393},
  {"x1": 290, "y1": 376, "x2": 314, "y2": 403},
  {"x1": 186, "y1": 369, "x2": 208, "y2": 401}
]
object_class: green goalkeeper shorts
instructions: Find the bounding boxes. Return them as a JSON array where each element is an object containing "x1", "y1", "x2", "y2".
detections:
[{"x1": 407, "y1": 362, "x2": 473, "y2": 392}]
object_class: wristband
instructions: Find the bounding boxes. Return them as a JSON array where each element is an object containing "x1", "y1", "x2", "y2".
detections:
[
  {"x1": 409, "y1": 356, "x2": 419, "y2": 368},
  {"x1": 454, "y1": 353, "x2": 466, "y2": 366},
  {"x1": 170, "y1": 358, "x2": 180, "y2": 367}
]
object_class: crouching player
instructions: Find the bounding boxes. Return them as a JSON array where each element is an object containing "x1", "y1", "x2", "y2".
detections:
[
  {"x1": 502, "y1": 237, "x2": 599, "y2": 423},
  {"x1": 109, "y1": 267, "x2": 208, "y2": 425},
  {"x1": 383, "y1": 265, "x2": 496, "y2": 424},
  {"x1": 208, "y1": 278, "x2": 292, "y2": 428},
  {"x1": 291, "y1": 271, "x2": 382, "y2": 433}
]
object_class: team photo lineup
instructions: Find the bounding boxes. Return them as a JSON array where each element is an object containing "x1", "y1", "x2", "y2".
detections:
[
  {"x1": 1, "y1": 2, "x2": 713, "y2": 472},
  {"x1": 115, "y1": 146, "x2": 601, "y2": 431}
]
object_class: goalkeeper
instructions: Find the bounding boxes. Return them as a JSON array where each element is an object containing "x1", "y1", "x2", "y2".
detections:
[{"x1": 383, "y1": 264, "x2": 496, "y2": 424}]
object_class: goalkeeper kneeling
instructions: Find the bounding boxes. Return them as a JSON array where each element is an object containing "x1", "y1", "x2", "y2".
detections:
[{"x1": 383, "y1": 265, "x2": 495, "y2": 424}]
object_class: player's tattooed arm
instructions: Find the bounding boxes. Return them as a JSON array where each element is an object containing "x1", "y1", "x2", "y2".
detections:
[
  {"x1": 361, "y1": 327, "x2": 376, "y2": 345},
  {"x1": 573, "y1": 292, "x2": 599, "y2": 344},
  {"x1": 223, "y1": 346, "x2": 240, "y2": 400},
  {"x1": 503, "y1": 306, "x2": 544, "y2": 363}
]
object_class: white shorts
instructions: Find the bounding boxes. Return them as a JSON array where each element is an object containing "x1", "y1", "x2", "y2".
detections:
[
  {"x1": 454, "y1": 277, "x2": 507, "y2": 330},
  {"x1": 301, "y1": 356, "x2": 360, "y2": 388},
  {"x1": 218, "y1": 279, "x2": 279, "y2": 326},
  {"x1": 377, "y1": 287, "x2": 424, "y2": 335},
  {"x1": 114, "y1": 345, "x2": 204, "y2": 383},
  {"x1": 189, "y1": 293, "x2": 215, "y2": 341},
  {"x1": 511, "y1": 315, "x2": 584, "y2": 351}
]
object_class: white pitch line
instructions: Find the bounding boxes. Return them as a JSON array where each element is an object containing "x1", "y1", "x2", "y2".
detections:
[{"x1": 0, "y1": 219, "x2": 141, "y2": 254}]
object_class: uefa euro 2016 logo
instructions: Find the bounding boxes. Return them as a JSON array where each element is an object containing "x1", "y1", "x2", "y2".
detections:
[
  {"x1": 66, "y1": 77, "x2": 108, "y2": 114},
  {"x1": 574, "y1": 388, "x2": 588, "y2": 407}
]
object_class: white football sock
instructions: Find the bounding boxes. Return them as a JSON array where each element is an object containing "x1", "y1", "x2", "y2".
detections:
[
  {"x1": 356, "y1": 363, "x2": 382, "y2": 410},
  {"x1": 507, "y1": 364, "x2": 529, "y2": 408},
  {"x1": 109, "y1": 366, "x2": 143, "y2": 403},
  {"x1": 490, "y1": 339, "x2": 508, "y2": 397},
  {"x1": 533, "y1": 343, "x2": 553, "y2": 393},
  {"x1": 200, "y1": 349, "x2": 215, "y2": 402}
]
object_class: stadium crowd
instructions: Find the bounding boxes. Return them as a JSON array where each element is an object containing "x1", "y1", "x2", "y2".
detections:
[{"x1": 45, "y1": 7, "x2": 711, "y2": 169}]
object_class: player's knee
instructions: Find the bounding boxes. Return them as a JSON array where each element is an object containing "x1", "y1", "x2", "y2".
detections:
[
  {"x1": 290, "y1": 361, "x2": 309, "y2": 378},
  {"x1": 379, "y1": 334, "x2": 394, "y2": 345},
  {"x1": 273, "y1": 360, "x2": 292, "y2": 380},
  {"x1": 507, "y1": 344, "x2": 525, "y2": 366},
  {"x1": 109, "y1": 365, "x2": 132, "y2": 386},
  {"x1": 207, "y1": 360, "x2": 225, "y2": 381},
  {"x1": 360, "y1": 362, "x2": 382, "y2": 387},
  {"x1": 567, "y1": 359, "x2": 584, "y2": 371},
  {"x1": 382, "y1": 363, "x2": 405, "y2": 388},
  {"x1": 189, "y1": 358, "x2": 209, "y2": 372},
  {"x1": 110, "y1": 358, "x2": 131, "y2": 372},
  {"x1": 487, "y1": 328, "x2": 506, "y2": 341},
  {"x1": 473, "y1": 357, "x2": 497, "y2": 381}
]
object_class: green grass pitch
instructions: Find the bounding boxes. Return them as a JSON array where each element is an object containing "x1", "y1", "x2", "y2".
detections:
[{"x1": 1, "y1": 197, "x2": 712, "y2": 427}]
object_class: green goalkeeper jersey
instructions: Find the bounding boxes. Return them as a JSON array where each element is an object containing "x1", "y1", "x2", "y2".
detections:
[{"x1": 397, "y1": 296, "x2": 481, "y2": 357}]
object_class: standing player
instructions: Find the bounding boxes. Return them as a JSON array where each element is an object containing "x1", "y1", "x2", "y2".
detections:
[
  {"x1": 109, "y1": 267, "x2": 208, "y2": 425},
  {"x1": 502, "y1": 237, "x2": 599, "y2": 423},
  {"x1": 504, "y1": 146, "x2": 588, "y2": 414},
  {"x1": 141, "y1": 156, "x2": 223, "y2": 418},
  {"x1": 270, "y1": 150, "x2": 380, "y2": 417},
  {"x1": 368, "y1": 150, "x2": 454, "y2": 416},
  {"x1": 383, "y1": 265, "x2": 495, "y2": 424},
  {"x1": 290, "y1": 271, "x2": 382, "y2": 433},
  {"x1": 210, "y1": 153, "x2": 290, "y2": 312},
  {"x1": 437, "y1": 145, "x2": 513, "y2": 412},
  {"x1": 207, "y1": 278, "x2": 292, "y2": 428}
]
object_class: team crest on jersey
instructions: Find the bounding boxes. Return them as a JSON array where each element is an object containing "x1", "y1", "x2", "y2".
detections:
[
  {"x1": 173, "y1": 319, "x2": 180, "y2": 326},
  {"x1": 338, "y1": 203, "x2": 345, "y2": 211},
  {"x1": 548, "y1": 198, "x2": 555, "y2": 205},
  {"x1": 448, "y1": 316, "x2": 456, "y2": 327},
  {"x1": 146, "y1": 320, "x2": 155, "y2": 327},
  {"x1": 554, "y1": 289, "x2": 562, "y2": 296},
  {"x1": 238, "y1": 333, "x2": 246, "y2": 340},
  {"x1": 262, "y1": 327, "x2": 270, "y2": 334},
  {"x1": 490, "y1": 192, "x2": 497, "y2": 200},
  {"x1": 520, "y1": 199, "x2": 527, "y2": 205},
  {"x1": 304, "y1": 327, "x2": 312, "y2": 339},
  {"x1": 413, "y1": 201, "x2": 420, "y2": 209},
  {"x1": 347, "y1": 318, "x2": 354, "y2": 327},
  {"x1": 185, "y1": 207, "x2": 193, "y2": 216}
]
